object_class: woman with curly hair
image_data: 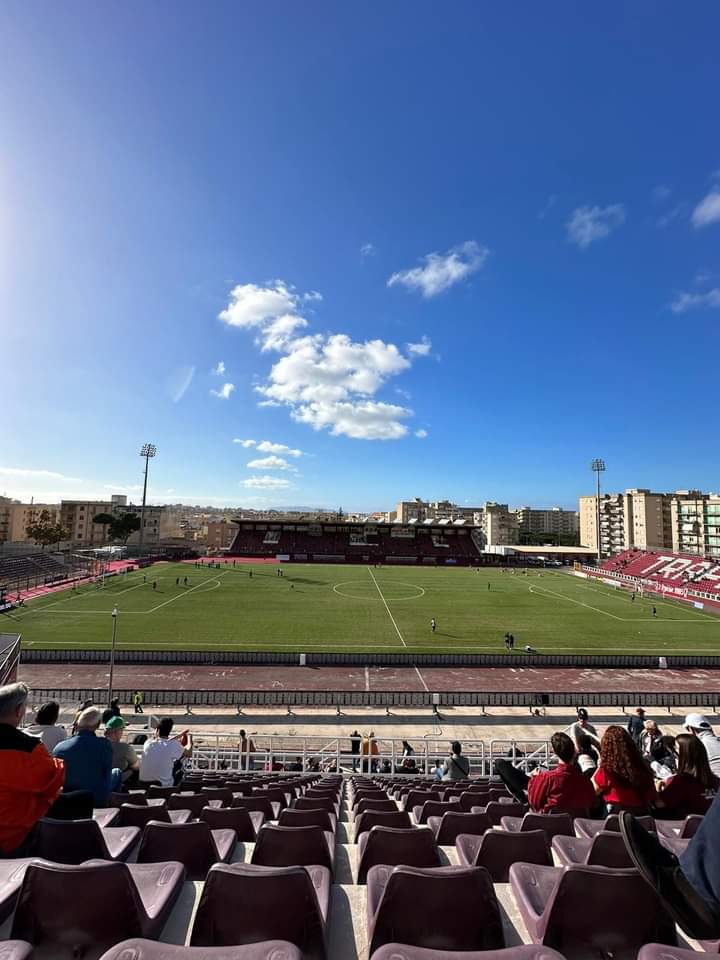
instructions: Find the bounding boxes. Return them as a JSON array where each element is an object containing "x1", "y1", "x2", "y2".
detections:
[{"x1": 593, "y1": 725, "x2": 656, "y2": 813}]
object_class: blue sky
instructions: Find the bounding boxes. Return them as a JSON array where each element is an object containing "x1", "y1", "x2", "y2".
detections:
[{"x1": 1, "y1": 2, "x2": 719, "y2": 511}]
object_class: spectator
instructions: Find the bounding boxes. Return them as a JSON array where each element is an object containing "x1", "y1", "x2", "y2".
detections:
[
  {"x1": 569, "y1": 708, "x2": 600, "y2": 750},
  {"x1": 71, "y1": 698, "x2": 94, "y2": 735},
  {"x1": 287, "y1": 756, "x2": 303, "y2": 772},
  {"x1": 53, "y1": 706, "x2": 119, "y2": 805},
  {"x1": 640, "y1": 719, "x2": 663, "y2": 757},
  {"x1": 108, "y1": 698, "x2": 121, "y2": 718},
  {"x1": 362, "y1": 732, "x2": 380, "y2": 773},
  {"x1": 132, "y1": 733, "x2": 148, "y2": 747},
  {"x1": 576, "y1": 733, "x2": 599, "y2": 778},
  {"x1": 619, "y1": 797, "x2": 720, "y2": 938},
  {"x1": 654, "y1": 733, "x2": 719, "y2": 818},
  {"x1": 267, "y1": 756, "x2": 284, "y2": 772},
  {"x1": 401, "y1": 740, "x2": 415, "y2": 757},
  {"x1": 350, "y1": 730, "x2": 361, "y2": 772},
  {"x1": 26, "y1": 701, "x2": 66, "y2": 752},
  {"x1": 627, "y1": 707, "x2": 646, "y2": 744},
  {"x1": 442, "y1": 741, "x2": 470, "y2": 781},
  {"x1": 104, "y1": 717, "x2": 140, "y2": 788},
  {"x1": 528, "y1": 732, "x2": 596, "y2": 814},
  {"x1": 0, "y1": 682, "x2": 68, "y2": 856},
  {"x1": 684, "y1": 714, "x2": 720, "y2": 777},
  {"x1": 593, "y1": 725, "x2": 656, "y2": 813},
  {"x1": 432, "y1": 758, "x2": 444, "y2": 781},
  {"x1": 400, "y1": 756, "x2": 417, "y2": 774},
  {"x1": 139, "y1": 718, "x2": 192, "y2": 787},
  {"x1": 380, "y1": 759, "x2": 392, "y2": 774},
  {"x1": 239, "y1": 728, "x2": 256, "y2": 771}
]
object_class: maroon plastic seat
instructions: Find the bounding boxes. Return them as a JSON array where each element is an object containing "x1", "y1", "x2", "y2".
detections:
[
  {"x1": 255, "y1": 788, "x2": 291, "y2": 810},
  {"x1": 428, "y1": 811, "x2": 491, "y2": 845},
  {"x1": 295, "y1": 796, "x2": 336, "y2": 815},
  {"x1": 370, "y1": 947, "x2": 566, "y2": 960},
  {"x1": 200, "y1": 788, "x2": 235, "y2": 806},
  {"x1": 509, "y1": 863, "x2": 676, "y2": 959},
  {"x1": 191, "y1": 863, "x2": 330, "y2": 960},
  {"x1": 367, "y1": 864, "x2": 504, "y2": 956},
  {"x1": 233, "y1": 797, "x2": 279, "y2": 820},
  {"x1": 35, "y1": 818, "x2": 140, "y2": 864},
  {"x1": 146, "y1": 785, "x2": 177, "y2": 800},
  {"x1": 110, "y1": 790, "x2": 147, "y2": 807},
  {"x1": 483, "y1": 801, "x2": 528, "y2": 825},
  {"x1": 200, "y1": 805, "x2": 264, "y2": 841},
  {"x1": 357, "y1": 826, "x2": 440, "y2": 884},
  {"x1": 655, "y1": 815, "x2": 704, "y2": 840},
  {"x1": 278, "y1": 808, "x2": 336, "y2": 833},
  {"x1": 354, "y1": 810, "x2": 412, "y2": 841},
  {"x1": 574, "y1": 814, "x2": 654, "y2": 839},
  {"x1": 458, "y1": 791, "x2": 491, "y2": 812},
  {"x1": 0, "y1": 943, "x2": 33, "y2": 960},
  {"x1": 353, "y1": 797, "x2": 398, "y2": 818},
  {"x1": 402, "y1": 790, "x2": 436, "y2": 812},
  {"x1": 352, "y1": 791, "x2": 387, "y2": 809},
  {"x1": 168, "y1": 793, "x2": 222, "y2": 817},
  {"x1": 11, "y1": 859, "x2": 185, "y2": 959},
  {"x1": 413, "y1": 800, "x2": 457, "y2": 824},
  {"x1": 118, "y1": 804, "x2": 192, "y2": 828},
  {"x1": 0, "y1": 861, "x2": 34, "y2": 925},
  {"x1": 137, "y1": 821, "x2": 236, "y2": 880},
  {"x1": 500, "y1": 813, "x2": 574, "y2": 840},
  {"x1": 98, "y1": 939, "x2": 303, "y2": 960},
  {"x1": 551, "y1": 831, "x2": 635, "y2": 868},
  {"x1": 251, "y1": 825, "x2": 334, "y2": 871},
  {"x1": 456, "y1": 829, "x2": 551, "y2": 882},
  {"x1": 93, "y1": 808, "x2": 120, "y2": 829},
  {"x1": 637, "y1": 946, "x2": 707, "y2": 960}
]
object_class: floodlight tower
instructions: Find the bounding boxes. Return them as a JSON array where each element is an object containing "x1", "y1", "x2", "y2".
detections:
[
  {"x1": 138, "y1": 444, "x2": 157, "y2": 553},
  {"x1": 591, "y1": 458, "x2": 606, "y2": 565}
]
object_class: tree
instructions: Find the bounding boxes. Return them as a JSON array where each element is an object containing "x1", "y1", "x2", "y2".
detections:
[
  {"x1": 26, "y1": 510, "x2": 70, "y2": 550},
  {"x1": 92, "y1": 511, "x2": 142, "y2": 544}
]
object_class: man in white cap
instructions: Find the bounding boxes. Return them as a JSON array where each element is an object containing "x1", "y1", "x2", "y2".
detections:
[{"x1": 684, "y1": 713, "x2": 720, "y2": 777}]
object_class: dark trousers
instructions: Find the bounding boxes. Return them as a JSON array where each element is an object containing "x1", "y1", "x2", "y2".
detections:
[
  {"x1": 494, "y1": 758, "x2": 530, "y2": 797},
  {"x1": 681, "y1": 791, "x2": 720, "y2": 908}
]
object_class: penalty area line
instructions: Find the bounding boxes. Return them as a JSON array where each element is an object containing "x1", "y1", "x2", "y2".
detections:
[{"x1": 367, "y1": 566, "x2": 407, "y2": 647}]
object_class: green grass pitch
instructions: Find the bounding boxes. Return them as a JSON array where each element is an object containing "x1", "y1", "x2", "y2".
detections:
[{"x1": 6, "y1": 562, "x2": 720, "y2": 654}]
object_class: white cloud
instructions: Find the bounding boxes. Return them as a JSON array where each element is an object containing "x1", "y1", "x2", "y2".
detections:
[
  {"x1": 247, "y1": 455, "x2": 295, "y2": 471},
  {"x1": 407, "y1": 336, "x2": 432, "y2": 357},
  {"x1": 0, "y1": 467, "x2": 81, "y2": 482},
  {"x1": 219, "y1": 281, "x2": 430, "y2": 440},
  {"x1": 303, "y1": 291, "x2": 323, "y2": 303},
  {"x1": 360, "y1": 243, "x2": 376, "y2": 258},
  {"x1": 566, "y1": 204, "x2": 626, "y2": 248},
  {"x1": 103, "y1": 484, "x2": 143, "y2": 492},
  {"x1": 415, "y1": 429, "x2": 428, "y2": 439},
  {"x1": 670, "y1": 288, "x2": 720, "y2": 313},
  {"x1": 653, "y1": 185, "x2": 672, "y2": 203},
  {"x1": 657, "y1": 203, "x2": 686, "y2": 229},
  {"x1": 691, "y1": 189, "x2": 720, "y2": 228},
  {"x1": 395, "y1": 387, "x2": 412, "y2": 401},
  {"x1": 242, "y1": 475, "x2": 292, "y2": 490},
  {"x1": 210, "y1": 382, "x2": 235, "y2": 400},
  {"x1": 212, "y1": 361, "x2": 226, "y2": 376},
  {"x1": 255, "y1": 441, "x2": 302, "y2": 457},
  {"x1": 387, "y1": 240, "x2": 489, "y2": 298},
  {"x1": 233, "y1": 439, "x2": 257, "y2": 448}
]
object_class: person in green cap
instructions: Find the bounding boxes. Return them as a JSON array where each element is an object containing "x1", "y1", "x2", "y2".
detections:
[{"x1": 104, "y1": 716, "x2": 140, "y2": 789}]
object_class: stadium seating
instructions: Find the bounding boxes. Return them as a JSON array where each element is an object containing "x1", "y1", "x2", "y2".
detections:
[
  {"x1": 99, "y1": 942, "x2": 303, "y2": 960},
  {"x1": 35, "y1": 817, "x2": 140, "y2": 863},
  {"x1": 427, "y1": 809, "x2": 491, "y2": 845},
  {"x1": 597, "y1": 548, "x2": 720, "y2": 601},
  {"x1": 500, "y1": 812, "x2": 574, "y2": 840},
  {"x1": 357, "y1": 825, "x2": 440, "y2": 884},
  {"x1": 551, "y1": 831, "x2": 635, "y2": 868},
  {"x1": 0, "y1": 943, "x2": 33, "y2": 960},
  {"x1": 137, "y1": 821, "x2": 236, "y2": 879},
  {"x1": 456, "y1": 829, "x2": 552, "y2": 882},
  {"x1": 369, "y1": 948, "x2": 567, "y2": 960}
]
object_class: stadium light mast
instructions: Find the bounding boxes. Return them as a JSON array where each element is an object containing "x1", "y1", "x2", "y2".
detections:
[
  {"x1": 591, "y1": 458, "x2": 606, "y2": 565},
  {"x1": 138, "y1": 444, "x2": 157, "y2": 553}
]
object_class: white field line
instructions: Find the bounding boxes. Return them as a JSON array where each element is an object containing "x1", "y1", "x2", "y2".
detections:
[
  {"x1": 414, "y1": 666, "x2": 429, "y2": 691},
  {"x1": 565, "y1": 577, "x2": 719, "y2": 622},
  {"x1": 367, "y1": 566, "x2": 407, "y2": 647},
  {"x1": 530, "y1": 583, "x2": 717, "y2": 624},
  {"x1": 147, "y1": 576, "x2": 225, "y2": 612},
  {"x1": 22, "y1": 576, "x2": 224, "y2": 617}
]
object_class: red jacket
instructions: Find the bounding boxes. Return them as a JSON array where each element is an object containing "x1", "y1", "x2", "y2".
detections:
[
  {"x1": 0, "y1": 723, "x2": 65, "y2": 853},
  {"x1": 528, "y1": 762, "x2": 595, "y2": 814}
]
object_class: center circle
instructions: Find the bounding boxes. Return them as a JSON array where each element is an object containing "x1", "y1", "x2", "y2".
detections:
[{"x1": 332, "y1": 580, "x2": 425, "y2": 601}]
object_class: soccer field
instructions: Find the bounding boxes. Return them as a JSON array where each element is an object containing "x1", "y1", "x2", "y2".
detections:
[{"x1": 6, "y1": 562, "x2": 720, "y2": 655}]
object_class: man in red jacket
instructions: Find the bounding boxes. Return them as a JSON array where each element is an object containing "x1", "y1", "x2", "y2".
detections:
[
  {"x1": 528, "y1": 732, "x2": 596, "y2": 814},
  {"x1": 0, "y1": 681, "x2": 89, "y2": 857}
]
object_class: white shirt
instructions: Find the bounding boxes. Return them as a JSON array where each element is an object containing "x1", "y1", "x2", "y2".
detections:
[
  {"x1": 140, "y1": 737, "x2": 185, "y2": 786},
  {"x1": 26, "y1": 723, "x2": 67, "y2": 752}
]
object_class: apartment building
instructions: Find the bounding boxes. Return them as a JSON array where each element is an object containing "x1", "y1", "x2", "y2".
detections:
[
  {"x1": 483, "y1": 502, "x2": 519, "y2": 546},
  {"x1": 395, "y1": 499, "x2": 483, "y2": 524},
  {"x1": 671, "y1": 492, "x2": 720, "y2": 558},
  {"x1": 515, "y1": 506, "x2": 579, "y2": 538},
  {"x1": 205, "y1": 520, "x2": 239, "y2": 550}
]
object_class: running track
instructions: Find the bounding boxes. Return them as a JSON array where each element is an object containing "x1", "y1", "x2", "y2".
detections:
[{"x1": 18, "y1": 663, "x2": 720, "y2": 694}]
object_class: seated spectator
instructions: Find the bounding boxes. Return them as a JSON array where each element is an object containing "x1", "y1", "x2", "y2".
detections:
[
  {"x1": 655, "y1": 733, "x2": 719, "y2": 818},
  {"x1": 380, "y1": 759, "x2": 392, "y2": 774},
  {"x1": 105, "y1": 716, "x2": 140, "y2": 788},
  {"x1": 139, "y1": 718, "x2": 192, "y2": 787},
  {"x1": 627, "y1": 707, "x2": 646, "y2": 744},
  {"x1": 400, "y1": 756, "x2": 417, "y2": 773},
  {"x1": 569, "y1": 708, "x2": 600, "y2": 750},
  {"x1": 442, "y1": 741, "x2": 470, "y2": 781},
  {"x1": 684, "y1": 714, "x2": 720, "y2": 778},
  {"x1": 26, "y1": 700, "x2": 67, "y2": 752},
  {"x1": 267, "y1": 756, "x2": 284, "y2": 772},
  {"x1": 432, "y1": 758, "x2": 444, "y2": 781},
  {"x1": 640, "y1": 719, "x2": 663, "y2": 757},
  {"x1": 528, "y1": 733, "x2": 596, "y2": 813},
  {"x1": 401, "y1": 740, "x2": 415, "y2": 757},
  {"x1": 53, "y1": 707, "x2": 119, "y2": 805},
  {"x1": 0, "y1": 682, "x2": 67, "y2": 856},
  {"x1": 593, "y1": 725, "x2": 656, "y2": 813},
  {"x1": 287, "y1": 756, "x2": 303, "y2": 772},
  {"x1": 576, "y1": 733, "x2": 599, "y2": 778}
]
